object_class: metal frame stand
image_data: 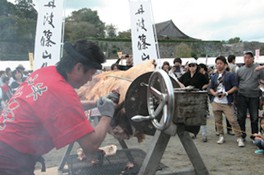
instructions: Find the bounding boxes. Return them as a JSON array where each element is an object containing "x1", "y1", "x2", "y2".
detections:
[
  {"x1": 139, "y1": 124, "x2": 209, "y2": 175},
  {"x1": 57, "y1": 139, "x2": 130, "y2": 174},
  {"x1": 58, "y1": 142, "x2": 74, "y2": 174},
  {"x1": 57, "y1": 125, "x2": 208, "y2": 175}
]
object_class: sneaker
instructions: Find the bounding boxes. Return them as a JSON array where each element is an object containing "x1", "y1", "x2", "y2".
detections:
[
  {"x1": 254, "y1": 149, "x2": 264, "y2": 154},
  {"x1": 217, "y1": 135, "x2": 225, "y2": 144},
  {"x1": 237, "y1": 138, "x2": 245, "y2": 147}
]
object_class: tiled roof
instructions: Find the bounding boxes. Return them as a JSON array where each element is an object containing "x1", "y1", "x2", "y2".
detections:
[{"x1": 155, "y1": 20, "x2": 199, "y2": 40}]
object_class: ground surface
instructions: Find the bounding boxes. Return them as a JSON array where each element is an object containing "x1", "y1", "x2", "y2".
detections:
[{"x1": 35, "y1": 114, "x2": 263, "y2": 175}]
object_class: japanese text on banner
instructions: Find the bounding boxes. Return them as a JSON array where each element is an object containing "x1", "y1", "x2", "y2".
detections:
[
  {"x1": 34, "y1": 0, "x2": 64, "y2": 70},
  {"x1": 129, "y1": 0, "x2": 159, "y2": 66}
]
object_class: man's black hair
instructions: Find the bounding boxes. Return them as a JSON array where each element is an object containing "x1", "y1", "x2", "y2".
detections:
[
  {"x1": 215, "y1": 56, "x2": 227, "y2": 64},
  {"x1": 111, "y1": 63, "x2": 118, "y2": 70},
  {"x1": 227, "y1": 55, "x2": 236, "y2": 63},
  {"x1": 173, "y1": 57, "x2": 182, "y2": 64},
  {"x1": 5, "y1": 67, "x2": 11, "y2": 74},
  {"x1": 199, "y1": 63, "x2": 208, "y2": 72},
  {"x1": 244, "y1": 51, "x2": 254, "y2": 58},
  {"x1": 12, "y1": 69, "x2": 23, "y2": 81},
  {"x1": 57, "y1": 40, "x2": 105, "y2": 80},
  {"x1": 2, "y1": 76, "x2": 10, "y2": 83}
]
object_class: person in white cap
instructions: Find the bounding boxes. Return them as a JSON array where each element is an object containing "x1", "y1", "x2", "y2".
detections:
[{"x1": 179, "y1": 59, "x2": 209, "y2": 90}]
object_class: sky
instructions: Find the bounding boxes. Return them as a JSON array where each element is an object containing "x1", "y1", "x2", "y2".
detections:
[{"x1": 8, "y1": 0, "x2": 264, "y2": 42}]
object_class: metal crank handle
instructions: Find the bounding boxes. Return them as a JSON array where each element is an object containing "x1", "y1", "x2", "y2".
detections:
[{"x1": 131, "y1": 115, "x2": 155, "y2": 122}]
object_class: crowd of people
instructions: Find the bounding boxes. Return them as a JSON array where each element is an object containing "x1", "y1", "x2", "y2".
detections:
[
  {"x1": 0, "y1": 65, "x2": 30, "y2": 112},
  {"x1": 162, "y1": 52, "x2": 264, "y2": 154},
  {"x1": 106, "y1": 52, "x2": 264, "y2": 152},
  {"x1": 110, "y1": 54, "x2": 133, "y2": 71}
]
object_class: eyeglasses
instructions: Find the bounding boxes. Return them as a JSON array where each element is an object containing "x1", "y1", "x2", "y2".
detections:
[{"x1": 188, "y1": 64, "x2": 196, "y2": 67}]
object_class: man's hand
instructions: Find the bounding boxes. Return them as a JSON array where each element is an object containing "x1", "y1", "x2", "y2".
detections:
[
  {"x1": 106, "y1": 91, "x2": 120, "y2": 104},
  {"x1": 171, "y1": 66, "x2": 176, "y2": 72},
  {"x1": 252, "y1": 133, "x2": 264, "y2": 139},
  {"x1": 255, "y1": 65, "x2": 264, "y2": 71},
  {"x1": 96, "y1": 97, "x2": 115, "y2": 118}
]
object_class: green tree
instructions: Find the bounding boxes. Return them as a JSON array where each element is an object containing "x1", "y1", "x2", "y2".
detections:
[
  {"x1": 0, "y1": 0, "x2": 36, "y2": 41},
  {"x1": 0, "y1": 16, "x2": 18, "y2": 40},
  {"x1": 65, "y1": 8, "x2": 105, "y2": 41},
  {"x1": 227, "y1": 37, "x2": 242, "y2": 44},
  {"x1": 16, "y1": 17, "x2": 36, "y2": 40},
  {"x1": 175, "y1": 43, "x2": 193, "y2": 58},
  {"x1": 117, "y1": 29, "x2": 131, "y2": 39},
  {"x1": 0, "y1": 0, "x2": 8, "y2": 16},
  {"x1": 0, "y1": 15, "x2": 36, "y2": 41},
  {"x1": 14, "y1": 0, "x2": 37, "y2": 19},
  {"x1": 65, "y1": 21, "x2": 98, "y2": 41},
  {"x1": 105, "y1": 24, "x2": 117, "y2": 38},
  {"x1": 0, "y1": 0, "x2": 16, "y2": 16}
]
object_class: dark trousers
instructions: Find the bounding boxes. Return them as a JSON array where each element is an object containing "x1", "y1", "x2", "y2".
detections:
[{"x1": 236, "y1": 93, "x2": 259, "y2": 139}]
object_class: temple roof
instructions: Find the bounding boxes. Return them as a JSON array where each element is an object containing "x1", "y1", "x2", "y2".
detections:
[{"x1": 155, "y1": 20, "x2": 200, "y2": 40}]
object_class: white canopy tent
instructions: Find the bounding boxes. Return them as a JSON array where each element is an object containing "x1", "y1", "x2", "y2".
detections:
[{"x1": 1, "y1": 56, "x2": 264, "y2": 71}]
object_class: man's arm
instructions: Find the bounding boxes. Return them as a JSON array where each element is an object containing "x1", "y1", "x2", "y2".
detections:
[
  {"x1": 255, "y1": 65, "x2": 264, "y2": 71},
  {"x1": 81, "y1": 100, "x2": 96, "y2": 111},
  {"x1": 225, "y1": 86, "x2": 238, "y2": 95},
  {"x1": 77, "y1": 97, "x2": 116, "y2": 155},
  {"x1": 115, "y1": 57, "x2": 121, "y2": 65},
  {"x1": 201, "y1": 74, "x2": 210, "y2": 90},
  {"x1": 209, "y1": 88, "x2": 218, "y2": 97},
  {"x1": 228, "y1": 73, "x2": 238, "y2": 95},
  {"x1": 209, "y1": 74, "x2": 217, "y2": 95},
  {"x1": 77, "y1": 116, "x2": 111, "y2": 154}
]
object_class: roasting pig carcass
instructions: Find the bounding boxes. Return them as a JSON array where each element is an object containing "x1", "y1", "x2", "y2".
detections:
[{"x1": 77, "y1": 60, "x2": 156, "y2": 142}]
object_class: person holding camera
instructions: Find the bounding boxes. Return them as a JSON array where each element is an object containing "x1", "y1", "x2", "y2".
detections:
[
  {"x1": 115, "y1": 54, "x2": 133, "y2": 70},
  {"x1": 169, "y1": 57, "x2": 185, "y2": 79},
  {"x1": 0, "y1": 40, "x2": 116, "y2": 174},
  {"x1": 209, "y1": 56, "x2": 244, "y2": 147}
]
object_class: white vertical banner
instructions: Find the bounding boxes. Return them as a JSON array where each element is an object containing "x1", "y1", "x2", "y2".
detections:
[
  {"x1": 255, "y1": 49, "x2": 260, "y2": 61},
  {"x1": 34, "y1": 0, "x2": 64, "y2": 70},
  {"x1": 129, "y1": 0, "x2": 160, "y2": 66}
]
